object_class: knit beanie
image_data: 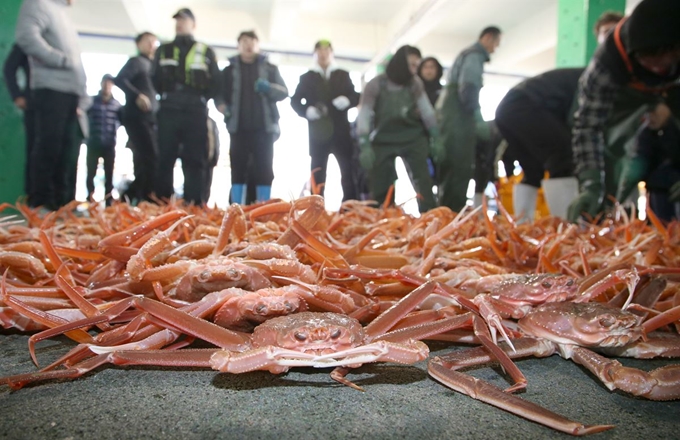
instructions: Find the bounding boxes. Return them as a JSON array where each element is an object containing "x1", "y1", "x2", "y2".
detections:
[{"x1": 623, "y1": 0, "x2": 680, "y2": 54}]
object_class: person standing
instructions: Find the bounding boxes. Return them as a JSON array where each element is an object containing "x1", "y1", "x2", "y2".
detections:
[
  {"x1": 153, "y1": 8, "x2": 220, "y2": 205},
  {"x1": 204, "y1": 115, "x2": 220, "y2": 202},
  {"x1": 15, "y1": 0, "x2": 88, "y2": 211},
  {"x1": 290, "y1": 40, "x2": 360, "y2": 201},
  {"x1": 437, "y1": 26, "x2": 502, "y2": 212},
  {"x1": 417, "y1": 56, "x2": 443, "y2": 107},
  {"x1": 568, "y1": 0, "x2": 680, "y2": 221},
  {"x1": 115, "y1": 31, "x2": 159, "y2": 203},
  {"x1": 217, "y1": 30, "x2": 288, "y2": 205},
  {"x1": 3, "y1": 43, "x2": 34, "y2": 195},
  {"x1": 356, "y1": 45, "x2": 439, "y2": 213},
  {"x1": 595, "y1": 11, "x2": 625, "y2": 45},
  {"x1": 495, "y1": 68, "x2": 584, "y2": 221},
  {"x1": 85, "y1": 74, "x2": 121, "y2": 204}
]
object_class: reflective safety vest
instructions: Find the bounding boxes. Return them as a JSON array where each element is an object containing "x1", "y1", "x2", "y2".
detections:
[
  {"x1": 158, "y1": 42, "x2": 210, "y2": 92},
  {"x1": 613, "y1": 19, "x2": 676, "y2": 94}
]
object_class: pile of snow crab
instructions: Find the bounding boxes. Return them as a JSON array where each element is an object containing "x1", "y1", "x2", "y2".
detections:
[{"x1": 0, "y1": 196, "x2": 678, "y2": 436}]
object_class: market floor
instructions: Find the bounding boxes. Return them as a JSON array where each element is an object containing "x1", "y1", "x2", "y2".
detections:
[{"x1": 0, "y1": 333, "x2": 677, "y2": 440}]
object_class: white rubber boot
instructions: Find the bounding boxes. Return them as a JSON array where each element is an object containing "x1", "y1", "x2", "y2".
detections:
[
  {"x1": 542, "y1": 177, "x2": 579, "y2": 220},
  {"x1": 513, "y1": 183, "x2": 538, "y2": 223}
]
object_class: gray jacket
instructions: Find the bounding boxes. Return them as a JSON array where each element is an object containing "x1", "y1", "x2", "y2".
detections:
[
  {"x1": 444, "y1": 42, "x2": 489, "y2": 113},
  {"x1": 218, "y1": 55, "x2": 288, "y2": 136},
  {"x1": 15, "y1": 0, "x2": 87, "y2": 102}
]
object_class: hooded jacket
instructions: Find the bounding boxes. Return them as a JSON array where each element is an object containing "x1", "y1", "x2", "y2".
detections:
[
  {"x1": 418, "y1": 57, "x2": 443, "y2": 106},
  {"x1": 15, "y1": 0, "x2": 87, "y2": 102},
  {"x1": 572, "y1": 0, "x2": 680, "y2": 176}
]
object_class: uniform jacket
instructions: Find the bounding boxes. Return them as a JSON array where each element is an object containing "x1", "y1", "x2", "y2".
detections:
[
  {"x1": 152, "y1": 35, "x2": 220, "y2": 110},
  {"x1": 218, "y1": 54, "x2": 288, "y2": 136},
  {"x1": 15, "y1": 0, "x2": 87, "y2": 104},
  {"x1": 290, "y1": 64, "x2": 359, "y2": 146}
]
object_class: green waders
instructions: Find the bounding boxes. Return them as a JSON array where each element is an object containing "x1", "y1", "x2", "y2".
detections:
[
  {"x1": 438, "y1": 84, "x2": 476, "y2": 212},
  {"x1": 370, "y1": 80, "x2": 436, "y2": 213}
]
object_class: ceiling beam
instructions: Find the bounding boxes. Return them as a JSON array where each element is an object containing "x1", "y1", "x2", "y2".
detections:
[{"x1": 363, "y1": 0, "x2": 474, "y2": 72}]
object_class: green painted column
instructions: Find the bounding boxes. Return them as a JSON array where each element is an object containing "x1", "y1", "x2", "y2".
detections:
[
  {"x1": 0, "y1": 0, "x2": 26, "y2": 205},
  {"x1": 556, "y1": 0, "x2": 626, "y2": 67}
]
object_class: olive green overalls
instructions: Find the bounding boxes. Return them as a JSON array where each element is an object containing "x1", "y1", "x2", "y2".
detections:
[
  {"x1": 437, "y1": 82, "x2": 477, "y2": 212},
  {"x1": 369, "y1": 77, "x2": 436, "y2": 212}
]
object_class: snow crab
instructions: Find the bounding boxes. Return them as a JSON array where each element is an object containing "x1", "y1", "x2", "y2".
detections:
[
  {"x1": 428, "y1": 300, "x2": 680, "y2": 436},
  {"x1": 0, "y1": 281, "x2": 474, "y2": 390}
]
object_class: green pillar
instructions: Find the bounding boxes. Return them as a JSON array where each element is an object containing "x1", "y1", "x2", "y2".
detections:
[
  {"x1": 556, "y1": 0, "x2": 625, "y2": 67},
  {"x1": 0, "y1": 0, "x2": 26, "y2": 205}
]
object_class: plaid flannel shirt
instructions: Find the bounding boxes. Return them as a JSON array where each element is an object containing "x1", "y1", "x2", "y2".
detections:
[{"x1": 572, "y1": 57, "x2": 622, "y2": 176}]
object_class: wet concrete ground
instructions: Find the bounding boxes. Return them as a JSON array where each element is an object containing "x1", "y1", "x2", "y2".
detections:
[{"x1": 0, "y1": 333, "x2": 677, "y2": 440}]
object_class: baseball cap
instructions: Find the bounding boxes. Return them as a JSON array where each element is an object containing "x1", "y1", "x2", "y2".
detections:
[
  {"x1": 172, "y1": 8, "x2": 195, "y2": 21},
  {"x1": 314, "y1": 39, "x2": 333, "y2": 51}
]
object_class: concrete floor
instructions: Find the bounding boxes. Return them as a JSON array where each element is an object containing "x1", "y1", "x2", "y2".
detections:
[{"x1": 0, "y1": 332, "x2": 677, "y2": 440}]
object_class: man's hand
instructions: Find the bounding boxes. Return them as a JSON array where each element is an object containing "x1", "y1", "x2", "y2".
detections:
[
  {"x1": 305, "y1": 106, "x2": 322, "y2": 121},
  {"x1": 254, "y1": 78, "x2": 271, "y2": 94},
  {"x1": 13, "y1": 97, "x2": 27, "y2": 110},
  {"x1": 567, "y1": 168, "x2": 604, "y2": 222},
  {"x1": 136, "y1": 94, "x2": 152, "y2": 112},
  {"x1": 647, "y1": 103, "x2": 671, "y2": 130},
  {"x1": 358, "y1": 136, "x2": 375, "y2": 170},
  {"x1": 332, "y1": 95, "x2": 350, "y2": 111}
]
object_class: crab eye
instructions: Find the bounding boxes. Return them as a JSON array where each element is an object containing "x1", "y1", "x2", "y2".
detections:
[
  {"x1": 255, "y1": 304, "x2": 267, "y2": 314},
  {"x1": 284, "y1": 301, "x2": 293, "y2": 312},
  {"x1": 227, "y1": 269, "x2": 240, "y2": 279},
  {"x1": 330, "y1": 329, "x2": 342, "y2": 339},
  {"x1": 198, "y1": 270, "x2": 211, "y2": 282},
  {"x1": 294, "y1": 331, "x2": 307, "y2": 341},
  {"x1": 541, "y1": 281, "x2": 552, "y2": 288},
  {"x1": 566, "y1": 279, "x2": 574, "y2": 287},
  {"x1": 599, "y1": 315, "x2": 616, "y2": 327}
]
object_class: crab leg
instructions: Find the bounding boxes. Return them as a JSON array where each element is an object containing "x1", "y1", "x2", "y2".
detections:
[
  {"x1": 99, "y1": 209, "x2": 186, "y2": 248},
  {"x1": 313, "y1": 340, "x2": 429, "y2": 367},
  {"x1": 428, "y1": 338, "x2": 614, "y2": 436},
  {"x1": 363, "y1": 281, "x2": 437, "y2": 339},
  {"x1": 566, "y1": 345, "x2": 680, "y2": 400}
]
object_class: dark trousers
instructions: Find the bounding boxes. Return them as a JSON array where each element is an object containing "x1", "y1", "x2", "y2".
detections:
[
  {"x1": 29, "y1": 89, "x2": 79, "y2": 210},
  {"x1": 23, "y1": 108, "x2": 36, "y2": 195},
  {"x1": 474, "y1": 120, "x2": 502, "y2": 193},
  {"x1": 157, "y1": 107, "x2": 209, "y2": 205},
  {"x1": 310, "y1": 136, "x2": 358, "y2": 201},
  {"x1": 123, "y1": 116, "x2": 158, "y2": 202},
  {"x1": 229, "y1": 131, "x2": 274, "y2": 185},
  {"x1": 85, "y1": 145, "x2": 115, "y2": 200},
  {"x1": 495, "y1": 94, "x2": 573, "y2": 187}
]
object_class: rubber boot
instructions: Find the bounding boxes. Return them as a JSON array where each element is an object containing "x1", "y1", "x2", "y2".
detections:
[
  {"x1": 513, "y1": 183, "x2": 538, "y2": 223},
  {"x1": 231, "y1": 184, "x2": 246, "y2": 205},
  {"x1": 542, "y1": 177, "x2": 578, "y2": 220},
  {"x1": 256, "y1": 185, "x2": 271, "y2": 202}
]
